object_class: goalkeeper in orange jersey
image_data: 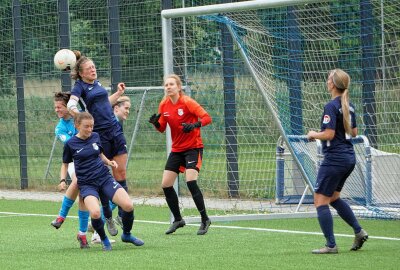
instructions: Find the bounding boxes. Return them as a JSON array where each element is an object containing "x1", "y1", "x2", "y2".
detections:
[{"x1": 149, "y1": 74, "x2": 212, "y2": 235}]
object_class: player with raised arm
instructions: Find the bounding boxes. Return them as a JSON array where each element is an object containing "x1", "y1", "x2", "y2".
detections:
[
  {"x1": 149, "y1": 74, "x2": 212, "y2": 235},
  {"x1": 307, "y1": 69, "x2": 368, "y2": 254},
  {"x1": 67, "y1": 51, "x2": 128, "y2": 234},
  {"x1": 61, "y1": 112, "x2": 144, "y2": 251}
]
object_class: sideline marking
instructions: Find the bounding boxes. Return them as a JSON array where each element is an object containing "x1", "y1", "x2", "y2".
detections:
[{"x1": 1, "y1": 211, "x2": 399, "y2": 241}]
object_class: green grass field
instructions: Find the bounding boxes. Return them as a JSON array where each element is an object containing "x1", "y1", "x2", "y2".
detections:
[{"x1": 0, "y1": 199, "x2": 399, "y2": 270}]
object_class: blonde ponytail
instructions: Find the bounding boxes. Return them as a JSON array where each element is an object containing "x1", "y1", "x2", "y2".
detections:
[
  {"x1": 341, "y1": 89, "x2": 352, "y2": 135},
  {"x1": 331, "y1": 68, "x2": 352, "y2": 136}
]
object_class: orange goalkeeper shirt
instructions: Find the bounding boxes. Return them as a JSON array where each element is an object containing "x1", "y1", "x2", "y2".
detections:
[{"x1": 156, "y1": 95, "x2": 212, "y2": 152}]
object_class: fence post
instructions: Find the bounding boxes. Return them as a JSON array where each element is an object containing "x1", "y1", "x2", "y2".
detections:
[{"x1": 13, "y1": 0, "x2": 28, "y2": 189}]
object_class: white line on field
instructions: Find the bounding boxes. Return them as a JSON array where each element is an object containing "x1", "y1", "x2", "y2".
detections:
[{"x1": 1, "y1": 211, "x2": 399, "y2": 241}]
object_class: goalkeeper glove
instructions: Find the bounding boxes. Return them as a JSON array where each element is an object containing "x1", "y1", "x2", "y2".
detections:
[
  {"x1": 149, "y1": 113, "x2": 161, "y2": 128},
  {"x1": 182, "y1": 121, "x2": 201, "y2": 133}
]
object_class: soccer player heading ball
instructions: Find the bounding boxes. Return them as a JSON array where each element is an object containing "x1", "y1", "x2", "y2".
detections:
[{"x1": 149, "y1": 74, "x2": 212, "y2": 235}]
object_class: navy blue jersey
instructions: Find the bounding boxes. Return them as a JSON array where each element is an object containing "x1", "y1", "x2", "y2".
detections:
[
  {"x1": 320, "y1": 96, "x2": 356, "y2": 164},
  {"x1": 114, "y1": 113, "x2": 123, "y2": 131},
  {"x1": 71, "y1": 80, "x2": 118, "y2": 131},
  {"x1": 63, "y1": 132, "x2": 111, "y2": 185}
]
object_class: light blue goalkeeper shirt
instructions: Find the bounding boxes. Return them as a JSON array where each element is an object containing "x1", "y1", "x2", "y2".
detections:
[{"x1": 55, "y1": 117, "x2": 77, "y2": 144}]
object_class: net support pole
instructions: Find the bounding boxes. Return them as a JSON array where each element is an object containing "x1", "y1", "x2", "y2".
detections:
[
  {"x1": 108, "y1": 0, "x2": 122, "y2": 93},
  {"x1": 287, "y1": 6, "x2": 303, "y2": 135},
  {"x1": 360, "y1": 0, "x2": 377, "y2": 148},
  {"x1": 13, "y1": 0, "x2": 28, "y2": 189},
  {"x1": 58, "y1": 0, "x2": 71, "y2": 92},
  {"x1": 44, "y1": 136, "x2": 58, "y2": 180},
  {"x1": 220, "y1": 1, "x2": 239, "y2": 197},
  {"x1": 126, "y1": 89, "x2": 148, "y2": 168}
]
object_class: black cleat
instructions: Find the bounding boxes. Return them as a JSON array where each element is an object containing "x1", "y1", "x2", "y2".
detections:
[
  {"x1": 165, "y1": 219, "x2": 186, "y2": 234},
  {"x1": 197, "y1": 219, "x2": 211, "y2": 235}
]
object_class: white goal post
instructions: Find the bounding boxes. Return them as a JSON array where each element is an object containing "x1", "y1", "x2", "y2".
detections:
[{"x1": 161, "y1": 0, "x2": 400, "y2": 221}]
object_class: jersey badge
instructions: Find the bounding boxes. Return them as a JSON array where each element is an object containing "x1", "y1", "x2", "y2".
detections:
[
  {"x1": 323, "y1": 115, "x2": 331, "y2": 124},
  {"x1": 92, "y1": 143, "x2": 99, "y2": 151},
  {"x1": 178, "y1": 108, "x2": 184, "y2": 116},
  {"x1": 59, "y1": 134, "x2": 67, "y2": 142}
]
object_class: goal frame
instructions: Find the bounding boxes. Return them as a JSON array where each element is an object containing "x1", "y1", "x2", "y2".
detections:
[{"x1": 160, "y1": 0, "x2": 331, "y2": 222}]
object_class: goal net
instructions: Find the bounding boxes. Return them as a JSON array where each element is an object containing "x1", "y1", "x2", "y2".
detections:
[{"x1": 161, "y1": 0, "x2": 400, "y2": 220}]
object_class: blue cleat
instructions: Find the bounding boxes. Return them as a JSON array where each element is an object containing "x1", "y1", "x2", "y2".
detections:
[
  {"x1": 102, "y1": 237, "x2": 112, "y2": 251},
  {"x1": 121, "y1": 233, "x2": 144, "y2": 246}
]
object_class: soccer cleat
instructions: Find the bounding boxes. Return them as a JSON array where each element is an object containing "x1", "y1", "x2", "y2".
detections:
[
  {"x1": 77, "y1": 234, "x2": 90, "y2": 249},
  {"x1": 91, "y1": 231, "x2": 101, "y2": 244},
  {"x1": 197, "y1": 219, "x2": 211, "y2": 235},
  {"x1": 121, "y1": 233, "x2": 144, "y2": 246},
  {"x1": 351, "y1": 229, "x2": 368, "y2": 251},
  {"x1": 51, "y1": 216, "x2": 65, "y2": 229},
  {"x1": 102, "y1": 237, "x2": 112, "y2": 251},
  {"x1": 165, "y1": 219, "x2": 186, "y2": 234},
  {"x1": 312, "y1": 246, "x2": 338, "y2": 254},
  {"x1": 105, "y1": 217, "x2": 118, "y2": 236},
  {"x1": 91, "y1": 232, "x2": 115, "y2": 244},
  {"x1": 114, "y1": 215, "x2": 123, "y2": 228}
]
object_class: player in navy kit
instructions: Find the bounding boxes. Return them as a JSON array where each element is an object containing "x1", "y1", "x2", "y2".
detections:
[
  {"x1": 61, "y1": 112, "x2": 144, "y2": 251},
  {"x1": 149, "y1": 74, "x2": 212, "y2": 235},
  {"x1": 307, "y1": 69, "x2": 368, "y2": 254},
  {"x1": 51, "y1": 92, "x2": 90, "y2": 248},
  {"x1": 67, "y1": 51, "x2": 129, "y2": 227}
]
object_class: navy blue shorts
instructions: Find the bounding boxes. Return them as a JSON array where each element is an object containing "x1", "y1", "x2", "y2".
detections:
[
  {"x1": 314, "y1": 162, "x2": 355, "y2": 197},
  {"x1": 98, "y1": 125, "x2": 127, "y2": 160},
  {"x1": 165, "y1": 148, "x2": 203, "y2": 174},
  {"x1": 79, "y1": 174, "x2": 122, "y2": 203}
]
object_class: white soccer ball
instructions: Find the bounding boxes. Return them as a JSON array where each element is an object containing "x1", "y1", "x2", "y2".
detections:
[{"x1": 54, "y1": 49, "x2": 76, "y2": 70}]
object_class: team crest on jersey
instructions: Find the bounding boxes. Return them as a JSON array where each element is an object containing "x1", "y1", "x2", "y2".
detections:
[
  {"x1": 177, "y1": 109, "x2": 184, "y2": 116},
  {"x1": 323, "y1": 115, "x2": 331, "y2": 124},
  {"x1": 92, "y1": 143, "x2": 99, "y2": 151},
  {"x1": 59, "y1": 134, "x2": 67, "y2": 142}
]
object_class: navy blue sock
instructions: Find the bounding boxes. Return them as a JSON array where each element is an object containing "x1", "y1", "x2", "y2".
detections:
[
  {"x1": 187, "y1": 180, "x2": 208, "y2": 222},
  {"x1": 316, "y1": 205, "x2": 336, "y2": 248},
  {"x1": 331, "y1": 198, "x2": 361, "y2": 234},
  {"x1": 102, "y1": 204, "x2": 112, "y2": 220},
  {"x1": 117, "y1": 180, "x2": 128, "y2": 217},
  {"x1": 91, "y1": 217, "x2": 107, "y2": 240},
  {"x1": 163, "y1": 186, "x2": 182, "y2": 221},
  {"x1": 121, "y1": 209, "x2": 134, "y2": 235}
]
